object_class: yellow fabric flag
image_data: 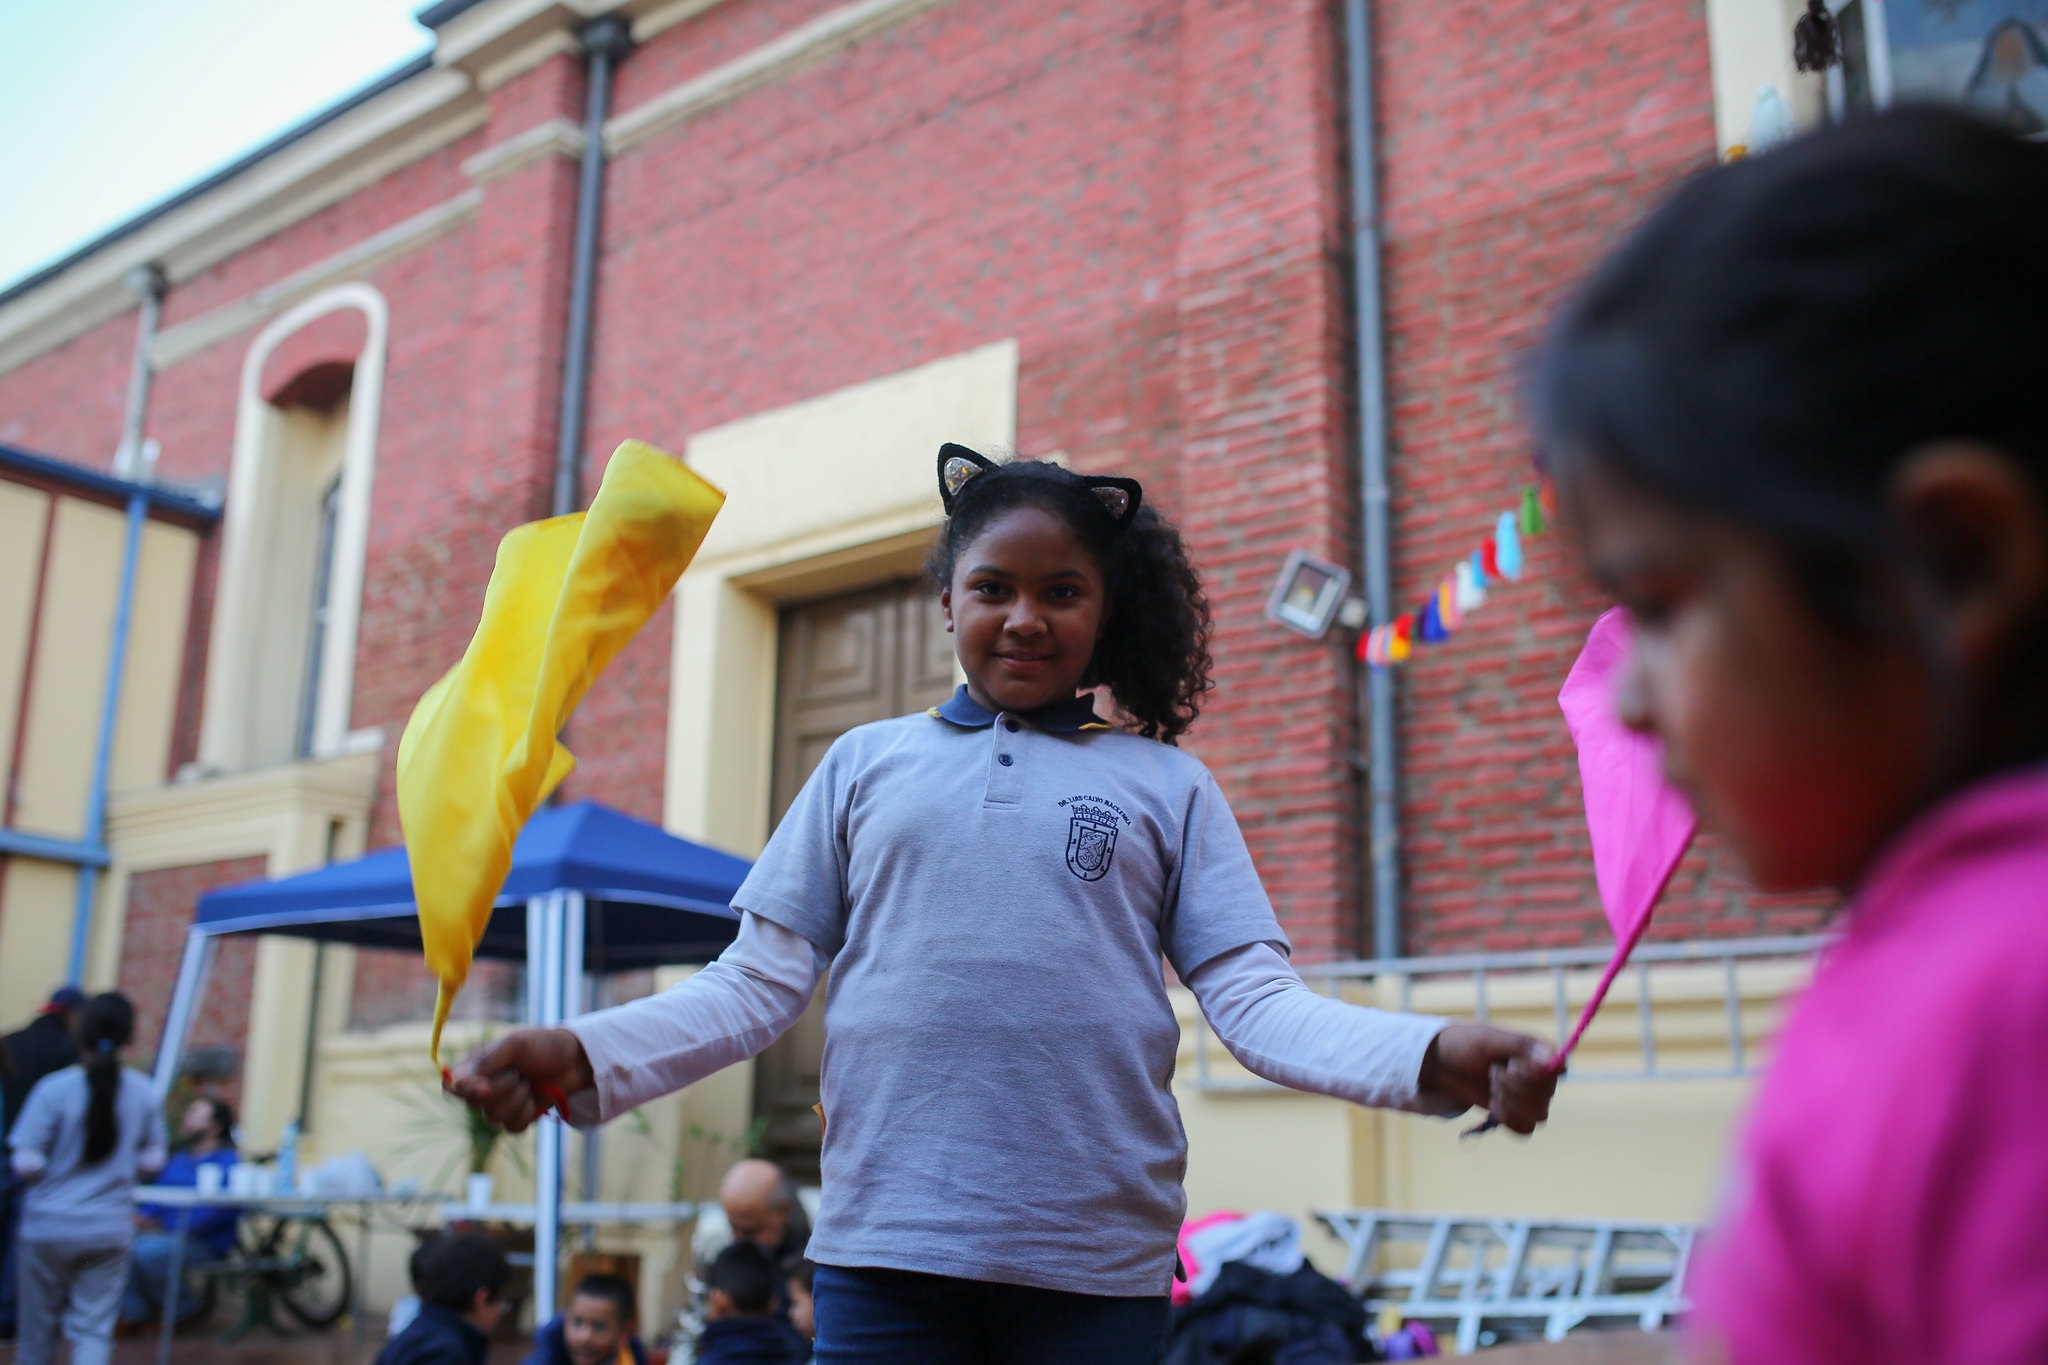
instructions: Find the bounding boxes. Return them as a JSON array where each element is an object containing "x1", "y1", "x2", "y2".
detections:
[{"x1": 396, "y1": 440, "x2": 725, "y2": 1063}]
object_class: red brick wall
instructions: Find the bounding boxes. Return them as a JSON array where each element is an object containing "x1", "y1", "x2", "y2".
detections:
[
  {"x1": 577, "y1": 0, "x2": 1199, "y2": 818},
  {"x1": 1375, "y1": 0, "x2": 1832, "y2": 951},
  {"x1": 0, "y1": 0, "x2": 1826, "y2": 994},
  {"x1": 1168, "y1": 0, "x2": 1364, "y2": 958},
  {"x1": 573, "y1": 0, "x2": 1369, "y2": 953},
  {"x1": 0, "y1": 311, "x2": 137, "y2": 468},
  {"x1": 120, "y1": 857, "x2": 267, "y2": 1099}
]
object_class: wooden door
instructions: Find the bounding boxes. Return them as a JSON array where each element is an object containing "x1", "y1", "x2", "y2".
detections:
[{"x1": 753, "y1": 579, "x2": 955, "y2": 1178}]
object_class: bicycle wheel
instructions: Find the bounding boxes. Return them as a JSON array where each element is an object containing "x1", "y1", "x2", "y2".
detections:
[{"x1": 275, "y1": 1217, "x2": 353, "y2": 1329}]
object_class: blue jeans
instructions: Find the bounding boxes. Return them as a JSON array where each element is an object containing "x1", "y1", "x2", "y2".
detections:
[
  {"x1": 812, "y1": 1265, "x2": 1169, "y2": 1365},
  {"x1": 121, "y1": 1233, "x2": 219, "y2": 1326}
]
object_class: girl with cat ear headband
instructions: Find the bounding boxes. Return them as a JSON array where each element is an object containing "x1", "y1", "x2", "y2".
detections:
[{"x1": 438, "y1": 441, "x2": 1558, "y2": 1364}]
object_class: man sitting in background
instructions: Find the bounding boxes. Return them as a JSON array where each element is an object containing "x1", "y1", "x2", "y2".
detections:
[
  {"x1": 694, "y1": 1243, "x2": 807, "y2": 1365},
  {"x1": 718, "y1": 1159, "x2": 809, "y2": 1265},
  {"x1": 523, "y1": 1272, "x2": 647, "y2": 1365},
  {"x1": 374, "y1": 1230, "x2": 509, "y2": 1365},
  {"x1": 122, "y1": 1097, "x2": 239, "y2": 1328}
]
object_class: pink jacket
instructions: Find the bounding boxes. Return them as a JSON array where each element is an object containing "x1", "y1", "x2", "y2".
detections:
[{"x1": 1690, "y1": 767, "x2": 2048, "y2": 1363}]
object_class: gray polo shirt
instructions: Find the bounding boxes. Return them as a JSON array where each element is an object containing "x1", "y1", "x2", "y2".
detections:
[{"x1": 735, "y1": 687, "x2": 1290, "y2": 1296}]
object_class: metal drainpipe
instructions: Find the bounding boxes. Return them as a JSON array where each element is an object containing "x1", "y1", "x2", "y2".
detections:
[
  {"x1": 552, "y1": 16, "x2": 634, "y2": 518},
  {"x1": 1344, "y1": 0, "x2": 1404, "y2": 960},
  {"x1": 537, "y1": 16, "x2": 631, "y2": 1312},
  {"x1": 115, "y1": 266, "x2": 167, "y2": 481},
  {"x1": 69, "y1": 265, "x2": 168, "y2": 983}
]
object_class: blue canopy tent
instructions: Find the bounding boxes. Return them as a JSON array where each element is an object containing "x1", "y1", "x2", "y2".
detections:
[{"x1": 151, "y1": 800, "x2": 749, "y2": 1314}]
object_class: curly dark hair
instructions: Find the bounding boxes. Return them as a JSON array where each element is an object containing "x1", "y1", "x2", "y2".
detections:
[{"x1": 926, "y1": 457, "x2": 1213, "y2": 744}]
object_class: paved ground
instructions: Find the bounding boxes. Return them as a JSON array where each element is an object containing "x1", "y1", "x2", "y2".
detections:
[
  {"x1": 5, "y1": 1324, "x2": 1679, "y2": 1364},
  {"x1": 37, "y1": 1338, "x2": 1673, "y2": 1365},
  {"x1": 1474, "y1": 1333, "x2": 1680, "y2": 1363},
  {"x1": 2, "y1": 1331, "x2": 543, "y2": 1365}
]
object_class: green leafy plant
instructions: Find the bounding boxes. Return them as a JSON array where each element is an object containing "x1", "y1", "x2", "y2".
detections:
[{"x1": 390, "y1": 1065, "x2": 531, "y2": 1193}]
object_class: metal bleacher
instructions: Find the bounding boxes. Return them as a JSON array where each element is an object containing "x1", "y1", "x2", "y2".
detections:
[{"x1": 1316, "y1": 1209, "x2": 1696, "y2": 1354}]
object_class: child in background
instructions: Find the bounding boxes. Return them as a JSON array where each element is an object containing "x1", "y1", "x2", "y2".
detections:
[
  {"x1": 453, "y1": 448, "x2": 1558, "y2": 1363},
  {"x1": 373, "y1": 1230, "x2": 509, "y2": 1365},
  {"x1": 780, "y1": 1256, "x2": 814, "y2": 1350},
  {"x1": 524, "y1": 1271, "x2": 648, "y2": 1365},
  {"x1": 1532, "y1": 105, "x2": 2048, "y2": 1363},
  {"x1": 695, "y1": 1244, "x2": 807, "y2": 1365},
  {"x1": 7, "y1": 992, "x2": 165, "y2": 1365}
]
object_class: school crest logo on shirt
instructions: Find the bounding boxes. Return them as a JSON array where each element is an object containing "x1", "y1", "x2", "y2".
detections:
[{"x1": 1065, "y1": 811, "x2": 1120, "y2": 881}]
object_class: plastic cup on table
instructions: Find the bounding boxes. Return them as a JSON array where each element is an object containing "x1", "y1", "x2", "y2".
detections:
[
  {"x1": 467, "y1": 1173, "x2": 495, "y2": 1209},
  {"x1": 196, "y1": 1164, "x2": 225, "y2": 1196}
]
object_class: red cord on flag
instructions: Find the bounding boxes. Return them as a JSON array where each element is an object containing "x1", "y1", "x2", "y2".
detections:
[{"x1": 441, "y1": 1065, "x2": 570, "y2": 1123}]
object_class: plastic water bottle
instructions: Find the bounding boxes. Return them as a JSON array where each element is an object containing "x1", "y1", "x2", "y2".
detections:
[{"x1": 277, "y1": 1119, "x2": 300, "y2": 1194}]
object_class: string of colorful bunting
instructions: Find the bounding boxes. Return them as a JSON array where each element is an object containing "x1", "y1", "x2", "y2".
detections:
[{"x1": 1359, "y1": 480, "x2": 1554, "y2": 667}]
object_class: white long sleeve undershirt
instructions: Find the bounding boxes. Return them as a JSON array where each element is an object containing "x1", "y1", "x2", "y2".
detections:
[{"x1": 565, "y1": 912, "x2": 1462, "y2": 1126}]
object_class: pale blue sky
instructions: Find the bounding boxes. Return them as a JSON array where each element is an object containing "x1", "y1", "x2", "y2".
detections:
[{"x1": 0, "y1": 0, "x2": 435, "y2": 290}]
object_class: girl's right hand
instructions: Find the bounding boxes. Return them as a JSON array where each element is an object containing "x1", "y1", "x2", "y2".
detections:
[{"x1": 445, "y1": 1027, "x2": 595, "y2": 1133}]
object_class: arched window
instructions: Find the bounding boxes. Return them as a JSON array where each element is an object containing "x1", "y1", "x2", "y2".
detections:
[{"x1": 200, "y1": 285, "x2": 387, "y2": 772}]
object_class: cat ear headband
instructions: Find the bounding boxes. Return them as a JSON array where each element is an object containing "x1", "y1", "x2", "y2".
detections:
[{"x1": 937, "y1": 442, "x2": 1143, "y2": 530}]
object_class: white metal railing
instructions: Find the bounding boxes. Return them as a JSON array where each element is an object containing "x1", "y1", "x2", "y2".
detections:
[
  {"x1": 1189, "y1": 935, "x2": 1829, "y2": 1091},
  {"x1": 1316, "y1": 1209, "x2": 1696, "y2": 1353}
]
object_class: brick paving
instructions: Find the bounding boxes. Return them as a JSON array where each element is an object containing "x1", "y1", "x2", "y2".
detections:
[{"x1": 87, "y1": 1332, "x2": 537, "y2": 1365}]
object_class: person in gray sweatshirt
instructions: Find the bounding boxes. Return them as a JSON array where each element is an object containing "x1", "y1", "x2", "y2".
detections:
[{"x1": 6, "y1": 993, "x2": 166, "y2": 1365}]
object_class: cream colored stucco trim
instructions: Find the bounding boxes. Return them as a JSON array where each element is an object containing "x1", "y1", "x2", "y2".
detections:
[
  {"x1": 0, "y1": 72, "x2": 481, "y2": 379},
  {"x1": 475, "y1": 27, "x2": 582, "y2": 91},
  {"x1": 150, "y1": 190, "x2": 481, "y2": 369},
  {"x1": 426, "y1": 0, "x2": 731, "y2": 81},
  {"x1": 101, "y1": 753, "x2": 380, "y2": 870},
  {"x1": 426, "y1": 0, "x2": 726, "y2": 84},
  {"x1": 1706, "y1": 0, "x2": 1828, "y2": 152},
  {"x1": 431, "y1": 0, "x2": 602, "y2": 77},
  {"x1": 630, "y1": 0, "x2": 733, "y2": 43},
  {"x1": 200, "y1": 284, "x2": 389, "y2": 773},
  {"x1": 606, "y1": 0, "x2": 955, "y2": 155},
  {"x1": 664, "y1": 339, "x2": 1013, "y2": 855},
  {"x1": 462, "y1": 118, "x2": 584, "y2": 183}
]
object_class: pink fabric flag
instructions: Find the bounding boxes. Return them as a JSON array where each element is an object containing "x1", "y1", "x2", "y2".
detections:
[{"x1": 1551, "y1": 607, "x2": 1698, "y2": 1069}]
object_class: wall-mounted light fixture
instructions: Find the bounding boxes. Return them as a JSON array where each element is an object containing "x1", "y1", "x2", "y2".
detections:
[{"x1": 1264, "y1": 548, "x2": 1353, "y2": 639}]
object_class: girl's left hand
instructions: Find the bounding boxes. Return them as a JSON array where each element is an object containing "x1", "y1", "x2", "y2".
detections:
[{"x1": 1420, "y1": 1024, "x2": 1560, "y2": 1135}]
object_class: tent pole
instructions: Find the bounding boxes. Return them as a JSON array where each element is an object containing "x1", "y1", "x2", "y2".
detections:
[
  {"x1": 563, "y1": 892, "x2": 586, "y2": 1013},
  {"x1": 532, "y1": 890, "x2": 566, "y2": 1323},
  {"x1": 525, "y1": 897, "x2": 548, "y2": 1027},
  {"x1": 152, "y1": 930, "x2": 217, "y2": 1100},
  {"x1": 561, "y1": 893, "x2": 592, "y2": 1248}
]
